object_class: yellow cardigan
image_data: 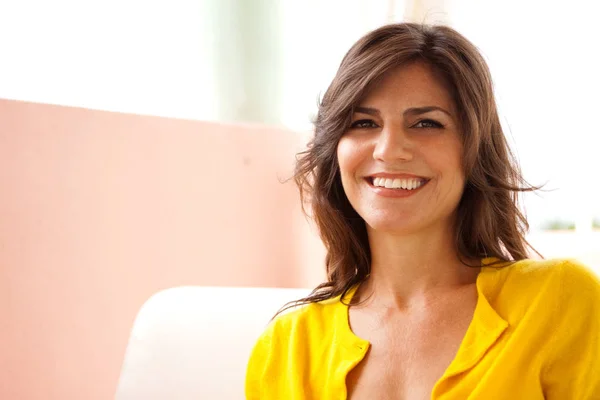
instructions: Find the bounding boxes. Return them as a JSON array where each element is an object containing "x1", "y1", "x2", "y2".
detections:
[{"x1": 245, "y1": 259, "x2": 600, "y2": 399}]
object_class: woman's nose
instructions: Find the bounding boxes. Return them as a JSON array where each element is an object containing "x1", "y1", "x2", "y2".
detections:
[{"x1": 372, "y1": 125, "x2": 414, "y2": 163}]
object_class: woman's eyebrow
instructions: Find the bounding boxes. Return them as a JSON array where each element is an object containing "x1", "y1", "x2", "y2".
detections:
[
  {"x1": 354, "y1": 106, "x2": 380, "y2": 116},
  {"x1": 403, "y1": 106, "x2": 452, "y2": 117}
]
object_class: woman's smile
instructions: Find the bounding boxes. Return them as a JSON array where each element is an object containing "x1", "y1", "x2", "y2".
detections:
[{"x1": 365, "y1": 175, "x2": 431, "y2": 198}]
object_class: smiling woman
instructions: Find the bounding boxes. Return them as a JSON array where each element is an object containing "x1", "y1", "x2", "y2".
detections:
[
  {"x1": 245, "y1": 23, "x2": 600, "y2": 399},
  {"x1": 338, "y1": 62, "x2": 465, "y2": 236}
]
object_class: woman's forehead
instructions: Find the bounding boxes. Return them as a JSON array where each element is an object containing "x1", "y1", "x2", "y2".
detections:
[{"x1": 356, "y1": 63, "x2": 457, "y2": 113}]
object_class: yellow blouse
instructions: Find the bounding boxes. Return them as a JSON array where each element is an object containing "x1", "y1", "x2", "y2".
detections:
[{"x1": 245, "y1": 259, "x2": 600, "y2": 399}]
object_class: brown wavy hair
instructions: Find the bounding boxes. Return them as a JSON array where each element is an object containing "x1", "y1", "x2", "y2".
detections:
[{"x1": 281, "y1": 22, "x2": 540, "y2": 314}]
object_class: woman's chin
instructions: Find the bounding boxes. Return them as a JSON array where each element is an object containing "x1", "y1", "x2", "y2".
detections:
[{"x1": 364, "y1": 218, "x2": 422, "y2": 236}]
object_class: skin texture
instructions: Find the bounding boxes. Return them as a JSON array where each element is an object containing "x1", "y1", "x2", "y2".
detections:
[{"x1": 337, "y1": 62, "x2": 480, "y2": 399}]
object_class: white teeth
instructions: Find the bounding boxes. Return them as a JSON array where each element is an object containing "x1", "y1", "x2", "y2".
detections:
[{"x1": 371, "y1": 177, "x2": 425, "y2": 190}]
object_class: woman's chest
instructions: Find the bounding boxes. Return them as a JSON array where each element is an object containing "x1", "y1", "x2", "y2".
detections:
[
  {"x1": 345, "y1": 325, "x2": 465, "y2": 400},
  {"x1": 345, "y1": 299, "x2": 476, "y2": 399}
]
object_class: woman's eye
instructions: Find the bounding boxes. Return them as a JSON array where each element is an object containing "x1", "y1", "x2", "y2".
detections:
[
  {"x1": 350, "y1": 119, "x2": 377, "y2": 129},
  {"x1": 413, "y1": 119, "x2": 443, "y2": 129}
]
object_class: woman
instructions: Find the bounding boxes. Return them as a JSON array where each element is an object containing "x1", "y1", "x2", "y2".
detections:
[{"x1": 245, "y1": 23, "x2": 600, "y2": 399}]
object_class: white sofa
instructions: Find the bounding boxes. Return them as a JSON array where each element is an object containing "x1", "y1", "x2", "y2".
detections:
[{"x1": 114, "y1": 286, "x2": 311, "y2": 400}]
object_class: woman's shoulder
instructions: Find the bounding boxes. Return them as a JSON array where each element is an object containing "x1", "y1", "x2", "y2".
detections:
[
  {"x1": 490, "y1": 258, "x2": 599, "y2": 293},
  {"x1": 245, "y1": 291, "x2": 355, "y2": 398},
  {"x1": 258, "y1": 290, "x2": 347, "y2": 340},
  {"x1": 485, "y1": 258, "x2": 600, "y2": 317}
]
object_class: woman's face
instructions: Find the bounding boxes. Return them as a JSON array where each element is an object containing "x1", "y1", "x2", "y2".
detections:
[{"x1": 336, "y1": 62, "x2": 465, "y2": 235}]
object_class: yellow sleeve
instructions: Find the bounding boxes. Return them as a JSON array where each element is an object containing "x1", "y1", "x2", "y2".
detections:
[
  {"x1": 245, "y1": 322, "x2": 275, "y2": 400},
  {"x1": 542, "y1": 260, "x2": 600, "y2": 399}
]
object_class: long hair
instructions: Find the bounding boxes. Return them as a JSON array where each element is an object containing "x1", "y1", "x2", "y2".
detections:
[{"x1": 280, "y1": 22, "x2": 540, "y2": 315}]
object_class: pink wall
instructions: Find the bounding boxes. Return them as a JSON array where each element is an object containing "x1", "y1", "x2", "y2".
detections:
[{"x1": 0, "y1": 99, "x2": 325, "y2": 400}]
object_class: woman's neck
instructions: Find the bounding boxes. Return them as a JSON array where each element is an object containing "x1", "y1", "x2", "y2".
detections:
[{"x1": 358, "y1": 223, "x2": 480, "y2": 311}]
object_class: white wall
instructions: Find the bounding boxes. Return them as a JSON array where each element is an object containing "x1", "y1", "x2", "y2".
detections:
[{"x1": 0, "y1": 0, "x2": 216, "y2": 120}]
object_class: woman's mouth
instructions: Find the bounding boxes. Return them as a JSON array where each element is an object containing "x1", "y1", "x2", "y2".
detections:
[
  {"x1": 364, "y1": 176, "x2": 430, "y2": 198},
  {"x1": 369, "y1": 176, "x2": 428, "y2": 190}
]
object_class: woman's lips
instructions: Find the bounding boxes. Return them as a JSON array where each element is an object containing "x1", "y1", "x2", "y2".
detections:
[{"x1": 365, "y1": 177, "x2": 430, "y2": 198}]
